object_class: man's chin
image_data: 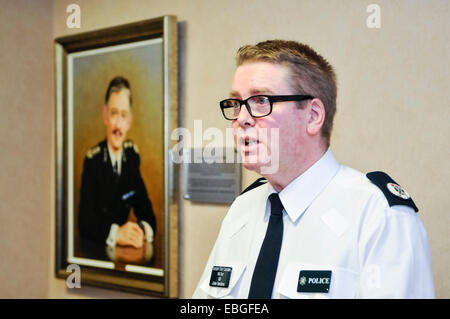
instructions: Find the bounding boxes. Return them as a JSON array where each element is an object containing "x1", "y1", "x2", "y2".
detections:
[
  {"x1": 242, "y1": 161, "x2": 260, "y2": 172},
  {"x1": 242, "y1": 154, "x2": 279, "y2": 175},
  {"x1": 108, "y1": 138, "x2": 124, "y2": 152},
  {"x1": 242, "y1": 154, "x2": 265, "y2": 173}
]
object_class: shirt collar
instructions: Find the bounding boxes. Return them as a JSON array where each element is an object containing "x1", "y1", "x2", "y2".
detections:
[
  {"x1": 266, "y1": 148, "x2": 340, "y2": 223},
  {"x1": 107, "y1": 144, "x2": 123, "y2": 174}
]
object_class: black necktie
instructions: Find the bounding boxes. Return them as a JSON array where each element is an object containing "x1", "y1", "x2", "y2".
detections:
[
  {"x1": 113, "y1": 161, "x2": 119, "y2": 180},
  {"x1": 248, "y1": 193, "x2": 284, "y2": 299}
]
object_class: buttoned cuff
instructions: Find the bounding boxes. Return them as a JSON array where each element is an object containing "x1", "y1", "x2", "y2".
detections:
[{"x1": 106, "y1": 223, "x2": 120, "y2": 247}]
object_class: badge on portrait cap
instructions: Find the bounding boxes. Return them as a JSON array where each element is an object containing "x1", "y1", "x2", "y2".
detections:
[{"x1": 366, "y1": 171, "x2": 418, "y2": 212}]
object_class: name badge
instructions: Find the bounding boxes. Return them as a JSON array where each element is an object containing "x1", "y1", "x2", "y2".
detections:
[
  {"x1": 297, "y1": 270, "x2": 332, "y2": 293},
  {"x1": 209, "y1": 266, "x2": 232, "y2": 288}
]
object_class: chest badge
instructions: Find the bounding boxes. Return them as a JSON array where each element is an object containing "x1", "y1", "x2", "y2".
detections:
[
  {"x1": 297, "y1": 270, "x2": 332, "y2": 293},
  {"x1": 209, "y1": 266, "x2": 232, "y2": 288}
]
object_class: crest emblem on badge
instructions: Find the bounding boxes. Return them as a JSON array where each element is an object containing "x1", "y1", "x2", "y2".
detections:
[
  {"x1": 299, "y1": 276, "x2": 307, "y2": 286},
  {"x1": 387, "y1": 183, "x2": 410, "y2": 200}
]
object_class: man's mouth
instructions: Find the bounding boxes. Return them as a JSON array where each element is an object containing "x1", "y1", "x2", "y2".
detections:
[
  {"x1": 242, "y1": 136, "x2": 260, "y2": 147},
  {"x1": 244, "y1": 139, "x2": 257, "y2": 146},
  {"x1": 113, "y1": 129, "x2": 122, "y2": 138}
]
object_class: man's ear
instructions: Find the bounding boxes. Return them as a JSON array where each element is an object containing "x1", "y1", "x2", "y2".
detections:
[
  {"x1": 103, "y1": 105, "x2": 108, "y2": 125},
  {"x1": 306, "y1": 98, "x2": 326, "y2": 136}
]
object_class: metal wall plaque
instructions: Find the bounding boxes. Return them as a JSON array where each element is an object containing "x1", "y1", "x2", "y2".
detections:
[{"x1": 183, "y1": 148, "x2": 241, "y2": 204}]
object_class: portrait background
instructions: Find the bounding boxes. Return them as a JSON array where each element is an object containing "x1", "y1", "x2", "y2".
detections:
[{"x1": 71, "y1": 39, "x2": 164, "y2": 269}]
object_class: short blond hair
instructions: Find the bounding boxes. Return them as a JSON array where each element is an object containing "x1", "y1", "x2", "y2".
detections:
[{"x1": 236, "y1": 40, "x2": 337, "y2": 145}]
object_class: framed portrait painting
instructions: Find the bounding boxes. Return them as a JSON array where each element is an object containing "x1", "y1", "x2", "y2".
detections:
[{"x1": 54, "y1": 16, "x2": 178, "y2": 297}]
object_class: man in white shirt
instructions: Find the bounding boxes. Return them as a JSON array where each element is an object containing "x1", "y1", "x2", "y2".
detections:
[
  {"x1": 78, "y1": 76, "x2": 156, "y2": 252},
  {"x1": 193, "y1": 40, "x2": 434, "y2": 298}
]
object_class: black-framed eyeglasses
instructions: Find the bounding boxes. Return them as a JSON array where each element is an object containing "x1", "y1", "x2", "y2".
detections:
[{"x1": 219, "y1": 95, "x2": 314, "y2": 120}]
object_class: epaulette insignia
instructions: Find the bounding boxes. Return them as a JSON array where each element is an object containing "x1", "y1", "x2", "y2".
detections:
[
  {"x1": 366, "y1": 171, "x2": 418, "y2": 212},
  {"x1": 86, "y1": 145, "x2": 101, "y2": 159},
  {"x1": 240, "y1": 177, "x2": 267, "y2": 195},
  {"x1": 123, "y1": 140, "x2": 132, "y2": 148},
  {"x1": 124, "y1": 140, "x2": 139, "y2": 154}
]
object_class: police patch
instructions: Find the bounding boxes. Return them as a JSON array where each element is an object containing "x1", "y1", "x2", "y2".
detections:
[
  {"x1": 366, "y1": 171, "x2": 418, "y2": 212},
  {"x1": 297, "y1": 270, "x2": 332, "y2": 293}
]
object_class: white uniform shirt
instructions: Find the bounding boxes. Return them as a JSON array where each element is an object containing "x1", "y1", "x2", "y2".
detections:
[{"x1": 193, "y1": 149, "x2": 434, "y2": 298}]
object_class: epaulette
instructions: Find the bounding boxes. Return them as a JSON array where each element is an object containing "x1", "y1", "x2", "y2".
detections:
[
  {"x1": 366, "y1": 171, "x2": 418, "y2": 212},
  {"x1": 124, "y1": 140, "x2": 139, "y2": 154},
  {"x1": 86, "y1": 145, "x2": 101, "y2": 159},
  {"x1": 240, "y1": 177, "x2": 268, "y2": 195}
]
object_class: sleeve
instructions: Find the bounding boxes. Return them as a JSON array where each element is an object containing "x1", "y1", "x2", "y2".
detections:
[
  {"x1": 132, "y1": 154, "x2": 157, "y2": 236},
  {"x1": 106, "y1": 223, "x2": 120, "y2": 247},
  {"x1": 357, "y1": 201, "x2": 435, "y2": 298},
  {"x1": 77, "y1": 157, "x2": 114, "y2": 243},
  {"x1": 140, "y1": 220, "x2": 154, "y2": 243}
]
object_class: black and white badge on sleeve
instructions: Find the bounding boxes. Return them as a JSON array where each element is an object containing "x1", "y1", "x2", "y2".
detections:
[{"x1": 209, "y1": 266, "x2": 232, "y2": 288}]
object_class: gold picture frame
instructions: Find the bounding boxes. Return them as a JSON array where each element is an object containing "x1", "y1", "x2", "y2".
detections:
[{"x1": 54, "y1": 15, "x2": 178, "y2": 297}]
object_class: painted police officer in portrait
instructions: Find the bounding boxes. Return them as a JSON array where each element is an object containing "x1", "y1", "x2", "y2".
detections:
[{"x1": 77, "y1": 76, "x2": 157, "y2": 262}]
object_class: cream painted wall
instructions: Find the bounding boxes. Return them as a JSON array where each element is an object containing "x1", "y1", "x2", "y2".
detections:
[
  {"x1": 0, "y1": 0, "x2": 448, "y2": 298},
  {"x1": 0, "y1": 0, "x2": 53, "y2": 298}
]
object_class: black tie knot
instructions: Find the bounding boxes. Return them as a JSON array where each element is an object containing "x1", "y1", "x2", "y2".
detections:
[{"x1": 269, "y1": 193, "x2": 284, "y2": 216}]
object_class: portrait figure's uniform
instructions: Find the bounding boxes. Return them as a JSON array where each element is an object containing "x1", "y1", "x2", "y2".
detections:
[{"x1": 78, "y1": 139, "x2": 156, "y2": 245}]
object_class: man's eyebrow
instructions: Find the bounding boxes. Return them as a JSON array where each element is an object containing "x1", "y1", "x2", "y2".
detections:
[
  {"x1": 250, "y1": 87, "x2": 275, "y2": 95},
  {"x1": 229, "y1": 88, "x2": 275, "y2": 98},
  {"x1": 229, "y1": 90, "x2": 240, "y2": 98}
]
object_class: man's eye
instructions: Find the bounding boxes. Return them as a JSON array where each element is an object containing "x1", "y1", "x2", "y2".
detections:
[
  {"x1": 254, "y1": 97, "x2": 268, "y2": 104},
  {"x1": 225, "y1": 100, "x2": 240, "y2": 108}
]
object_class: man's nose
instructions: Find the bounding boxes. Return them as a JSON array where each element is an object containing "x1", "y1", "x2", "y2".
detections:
[
  {"x1": 236, "y1": 104, "x2": 255, "y2": 127},
  {"x1": 113, "y1": 116, "x2": 124, "y2": 129}
]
